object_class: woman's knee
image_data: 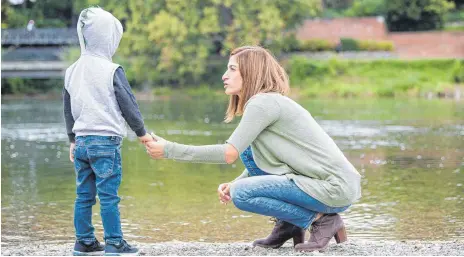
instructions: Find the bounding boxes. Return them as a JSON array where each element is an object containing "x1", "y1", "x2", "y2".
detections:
[
  {"x1": 230, "y1": 179, "x2": 253, "y2": 211},
  {"x1": 229, "y1": 180, "x2": 250, "y2": 206}
]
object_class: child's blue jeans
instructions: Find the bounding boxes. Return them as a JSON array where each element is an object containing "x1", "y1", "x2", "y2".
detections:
[
  {"x1": 231, "y1": 146, "x2": 350, "y2": 229},
  {"x1": 73, "y1": 135, "x2": 123, "y2": 244}
]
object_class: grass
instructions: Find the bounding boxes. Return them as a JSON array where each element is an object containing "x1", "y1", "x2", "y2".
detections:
[{"x1": 288, "y1": 58, "x2": 460, "y2": 98}]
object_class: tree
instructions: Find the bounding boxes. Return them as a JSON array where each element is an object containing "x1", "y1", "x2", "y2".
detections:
[
  {"x1": 322, "y1": 0, "x2": 353, "y2": 9},
  {"x1": 450, "y1": 0, "x2": 464, "y2": 8},
  {"x1": 385, "y1": 0, "x2": 455, "y2": 32},
  {"x1": 2, "y1": 0, "x2": 322, "y2": 86},
  {"x1": 74, "y1": 0, "x2": 322, "y2": 86},
  {"x1": 1, "y1": 0, "x2": 73, "y2": 28},
  {"x1": 344, "y1": 0, "x2": 386, "y2": 17}
]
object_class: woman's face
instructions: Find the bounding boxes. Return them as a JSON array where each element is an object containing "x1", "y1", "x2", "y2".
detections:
[{"x1": 222, "y1": 55, "x2": 243, "y2": 96}]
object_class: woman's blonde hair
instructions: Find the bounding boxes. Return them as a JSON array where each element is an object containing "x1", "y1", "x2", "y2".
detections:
[{"x1": 225, "y1": 46, "x2": 290, "y2": 123}]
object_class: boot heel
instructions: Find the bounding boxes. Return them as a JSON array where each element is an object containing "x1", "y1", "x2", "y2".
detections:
[
  {"x1": 292, "y1": 233, "x2": 304, "y2": 246},
  {"x1": 334, "y1": 226, "x2": 347, "y2": 243}
]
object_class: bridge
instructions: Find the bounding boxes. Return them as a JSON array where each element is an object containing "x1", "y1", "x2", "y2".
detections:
[{"x1": 1, "y1": 28, "x2": 79, "y2": 78}]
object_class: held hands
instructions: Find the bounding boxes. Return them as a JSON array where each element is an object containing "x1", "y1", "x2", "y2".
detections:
[
  {"x1": 139, "y1": 133, "x2": 156, "y2": 144},
  {"x1": 145, "y1": 133, "x2": 167, "y2": 159}
]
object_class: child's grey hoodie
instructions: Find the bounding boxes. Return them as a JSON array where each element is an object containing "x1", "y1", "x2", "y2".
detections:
[{"x1": 63, "y1": 7, "x2": 146, "y2": 142}]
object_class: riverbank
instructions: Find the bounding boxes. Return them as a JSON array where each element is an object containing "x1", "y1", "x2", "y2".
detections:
[
  {"x1": 2, "y1": 58, "x2": 462, "y2": 99},
  {"x1": 1, "y1": 87, "x2": 462, "y2": 102},
  {"x1": 1, "y1": 239, "x2": 463, "y2": 256}
]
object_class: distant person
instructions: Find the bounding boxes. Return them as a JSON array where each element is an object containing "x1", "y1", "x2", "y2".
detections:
[
  {"x1": 26, "y1": 20, "x2": 34, "y2": 32},
  {"x1": 63, "y1": 7, "x2": 153, "y2": 256},
  {"x1": 145, "y1": 45, "x2": 362, "y2": 252},
  {"x1": 335, "y1": 39, "x2": 342, "y2": 53}
]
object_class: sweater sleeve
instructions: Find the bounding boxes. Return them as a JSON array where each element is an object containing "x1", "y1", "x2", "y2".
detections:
[
  {"x1": 162, "y1": 94, "x2": 280, "y2": 163},
  {"x1": 113, "y1": 67, "x2": 147, "y2": 137},
  {"x1": 164, "y1": 142, "x2": 228, "y2": 163},
  {"x1": 226, "y1": 95, "x2": 280, "y2": 154}
]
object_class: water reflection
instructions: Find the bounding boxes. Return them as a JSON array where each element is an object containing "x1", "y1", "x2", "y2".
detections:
[{"x1": 1, "y1": 98, "x2": 463, "y2": 243}]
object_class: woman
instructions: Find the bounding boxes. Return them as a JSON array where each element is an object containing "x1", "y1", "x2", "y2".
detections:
[{"x1": 145, "y1": 46, "x2": 361, "y2": 252}]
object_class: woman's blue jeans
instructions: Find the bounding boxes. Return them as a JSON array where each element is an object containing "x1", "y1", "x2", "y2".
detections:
[{"x1": 230, "y1": 146, "x2": 349, "y2": 229}]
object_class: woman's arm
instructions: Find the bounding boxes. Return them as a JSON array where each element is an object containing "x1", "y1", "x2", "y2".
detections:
[
  {"x1": 146, "y1": 95, "x2": 280, "y2": 164},
  {"x1": 145, "y1": 134, "x2": 238, "y2": 164}
]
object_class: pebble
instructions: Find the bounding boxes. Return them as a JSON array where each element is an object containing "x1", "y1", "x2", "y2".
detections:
[{"x1": 1, "y1": 240, "x2": 463, "y2": 256}]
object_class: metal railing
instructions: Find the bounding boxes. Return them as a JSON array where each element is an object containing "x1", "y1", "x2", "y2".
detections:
[{"x1": 1, "y1": 28, "x2": 79, "y2": 46}]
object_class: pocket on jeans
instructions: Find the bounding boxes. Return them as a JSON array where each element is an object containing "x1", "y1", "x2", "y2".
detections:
[{"x1": 88, "y1": 147, "x2": 117, "y2": 178}]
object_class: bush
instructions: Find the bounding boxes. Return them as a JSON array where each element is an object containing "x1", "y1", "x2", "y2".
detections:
[
  {"x1": 1, "y1": 78, "x2": 63, "y2": 95},
  {"x1": 339, "y1": 38, "x2": 394, "y2": 51},
  {"x1": 340, "y1": 38, "x2": 360, "y2": 51},
  {"x1": 357, "y1": 40, "x2": 395, "y2": 51},
  {"x1": 451, "y1": 60, "x2": 464, "y2": 83},
  {"x1": 281, "y1": 34, "x2": 301, "y2": 53},
  {"x1": 300, "y1": 39, "x2": 335, "y2": 51},
  {"x1": 288, "y1": 56, "x2": 347, "y2": 84}
]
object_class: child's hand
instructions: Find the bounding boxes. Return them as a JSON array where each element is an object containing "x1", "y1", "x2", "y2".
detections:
[
  {"x1": 69, "y1": 142, "x2": 75, "y2": 163},
  {"x1": 139, "y1": 133, "x2": 156, "y2": 144}
]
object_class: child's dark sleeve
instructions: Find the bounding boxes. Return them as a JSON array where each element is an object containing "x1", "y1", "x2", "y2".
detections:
[
  {"x1": 113, "y1": 67, "x2": 147, "y2": 137},
  {"x1": 63, "y1": 88, "x2": 76, "y2": 143}
]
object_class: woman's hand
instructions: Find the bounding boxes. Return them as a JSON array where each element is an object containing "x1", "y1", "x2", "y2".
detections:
[
  {"x1": 145, "y1": 133, "x2": 167, "y2": 159},
  {"x1": 217, "y1": 183, "x2": 231, "y2": 205}
]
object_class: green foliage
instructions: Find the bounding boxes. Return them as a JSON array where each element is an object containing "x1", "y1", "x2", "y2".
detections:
[
  {"x1": 1, "y1": 0, "x2": 73, "y2": 28},
  {"x1": 300, "y1": 39, "x2": 336, "y2": 51},
  {"x1": 340, "y1": 38, "x2": 359, "y2": 51},
  {"x1": 444, "y1": 9, "x2": 464, "y2": 22},
  {"x1": 280, "y1": 34, "x2": 302, "y2": 53},
  {"x1": 72, "y1": 0, "x2": 321, "y2": 86},
  {"x1": 386, "y1": 0, "x2": 455, "y2": 31},
  {"x1": 339, "y1": 38, "x2": 394, "y2": 51},
  {"x1": 287, "y1": 57, "x2": 457, "y2": 97},
  {"x1": 320, "y1": 8, "x2": 346, "y2": 18},
  {"x1": 444, "y1": 24, "x2": 464, "y2": 31},
  {"x1": 451, "y1": 60, "x2": 464, "y2": 83},
  {"x1": 1, "y1": 78, "x2": 62, "y2": 95},
  {"x1": 288, "y1": 56, "x2": 347, "y2": 86},
  {"x1": 343, "y1": 0, "x2": 386, "y2": 17},
  {"x1": 322, "y1": 0, "x2": 353, "y2": 9},
  {"x1": 357, "y1": 40, "x2": 394, "y2": 51},
  {"x1": 450, "y1": 0, "x2": 464, "y2": 9}
]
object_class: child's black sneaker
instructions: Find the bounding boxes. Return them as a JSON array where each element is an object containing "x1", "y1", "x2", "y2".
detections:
[
  {"x1": 104, "y1": 240, "x2": 139, "y2": 256},
  {"x1": 73, "y1": 239, "x2": 105, "y2": 256}
]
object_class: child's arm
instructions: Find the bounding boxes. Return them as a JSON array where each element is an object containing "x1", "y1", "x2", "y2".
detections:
[
  {"x1": 113, "y1": 67, "x2": 152, "y2": 143},
  {"x1": 63, "y1": 88, "x2": 76, "y2": 143},
  {"x1": 63, "y1": 88, "x2": 76, "y2": 162}
]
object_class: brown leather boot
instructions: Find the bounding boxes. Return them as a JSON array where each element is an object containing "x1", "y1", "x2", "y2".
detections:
[
  {"x1": 253, "y1": 219, "x2": 305, "y2": 249},
  {"x1": 295, "y1": 214, "x2": 347, "y2": 252}
]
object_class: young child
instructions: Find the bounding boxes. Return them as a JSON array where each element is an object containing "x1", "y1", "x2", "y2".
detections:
[{"x1": 63, "y1": 7, "x2": 153, "y2": 256}]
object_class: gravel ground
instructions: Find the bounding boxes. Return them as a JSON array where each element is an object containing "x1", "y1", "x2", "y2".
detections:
[{"x1": 1, "y1": 239, "x2": 463, "y2": 256}]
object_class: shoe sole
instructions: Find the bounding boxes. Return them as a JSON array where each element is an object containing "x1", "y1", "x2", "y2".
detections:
[
  {"x1": 252, "y1": 243, "x2": 285, "y2": 249},
  {"x1": 104, "y1": 250, "x2": 140, "y2": 256},
  {"x1": 73, "y1": 250, "x2": 105, "y2": 256}
]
